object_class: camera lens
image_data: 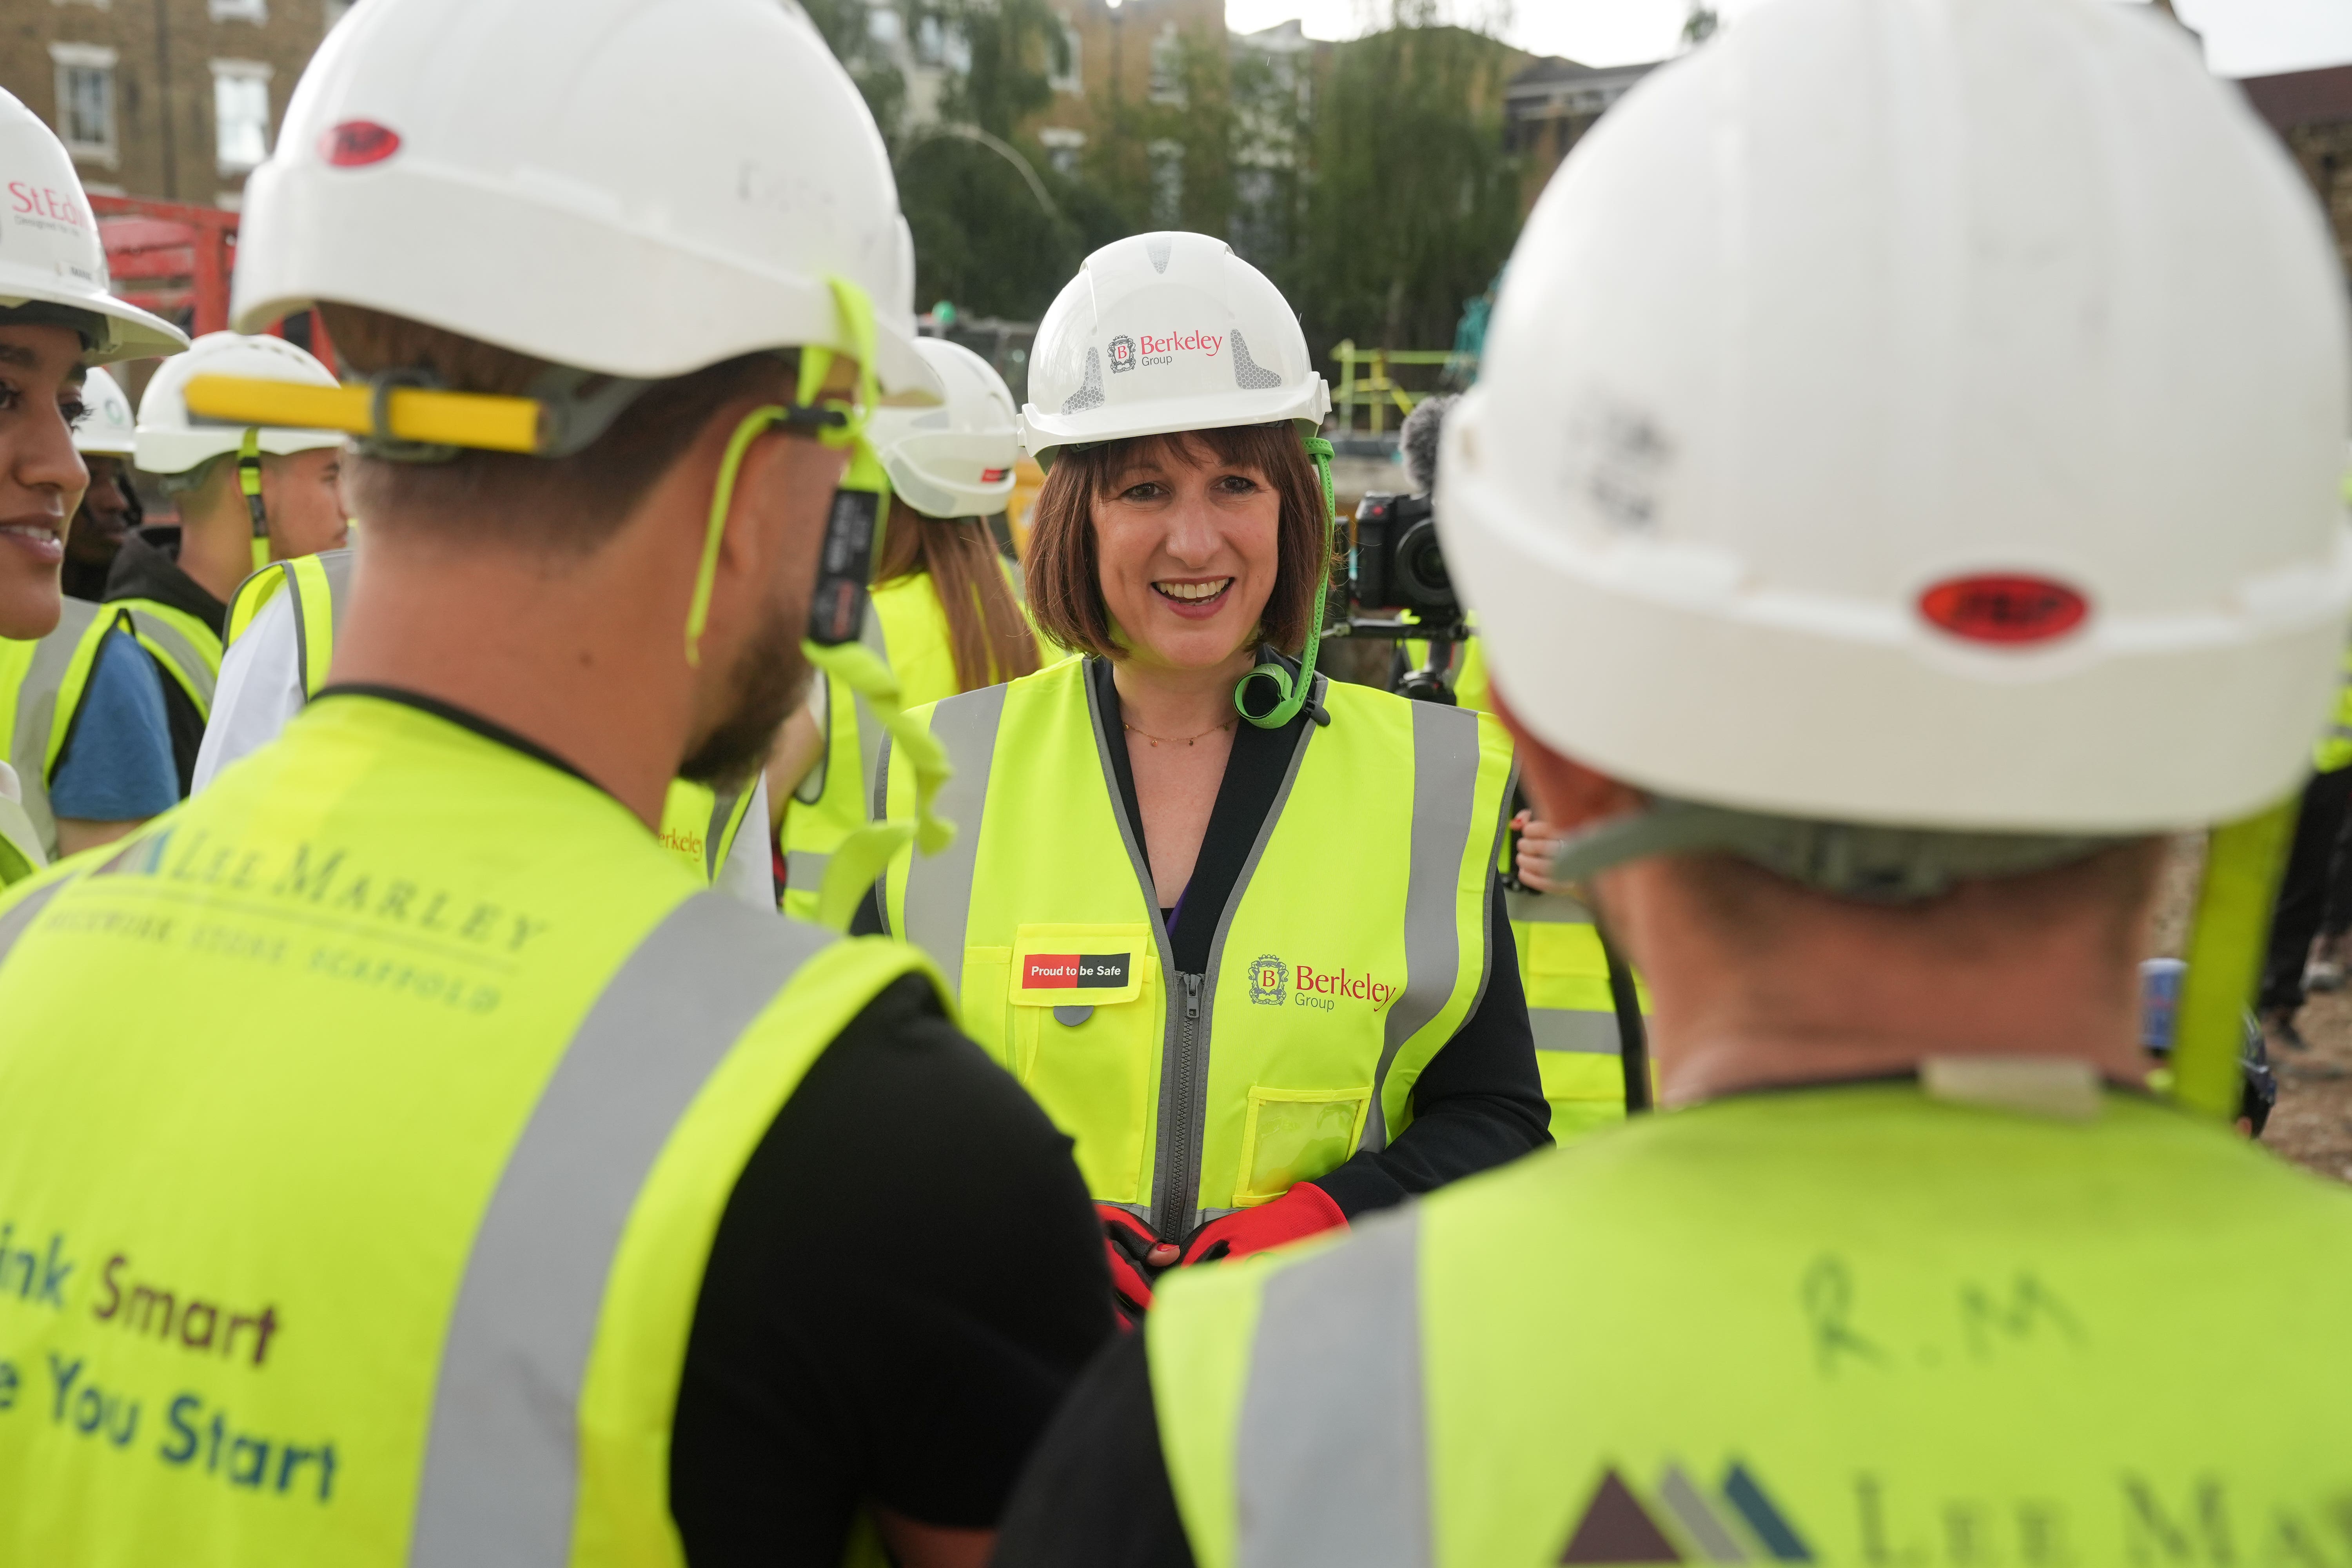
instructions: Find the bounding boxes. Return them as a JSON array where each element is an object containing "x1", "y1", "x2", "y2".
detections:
[{"x1": 1396, "y1": 517, "x2": 1454, "y2": 608}]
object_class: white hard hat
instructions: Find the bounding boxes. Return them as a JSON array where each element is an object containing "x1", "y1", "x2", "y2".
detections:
[
  {"x1": 868, "y1": 339, "x2": 1020, "y2": 519},
  {"x1": 1441, "y1": 0, "x2": 2352, "y2": 838},
  {"x1": 1021, "y1": 232, "x2": 1329, "y2": 463},
  {"x1": 137, "y1": 332, "x2": 343, "y2": 475},
  {"x1": 73, "y1": 367, "x2": 136, "y2": 459},
  {"x1": 0, "y1": 90, "x2": 187, "y2": 365},
  {"x1": 229, "y1": 0, "x2": 939, "y2": 404}
]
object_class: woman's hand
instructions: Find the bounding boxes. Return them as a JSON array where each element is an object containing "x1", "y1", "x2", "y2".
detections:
[{"x1": 1513, "y1": 809, "x2": 1570, "y2": 895}]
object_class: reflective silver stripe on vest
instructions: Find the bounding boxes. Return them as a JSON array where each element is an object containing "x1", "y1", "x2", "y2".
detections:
[
  {"x1": 126, "y1": 609, "x2": 219, "y2": 711},
  {"x1": 1234, "y1": 1207, "x2": 1430, "y2": 1568},
  {"x1": 9, "y1": 598, "x2": 100, "y2": 851},
  {"x1": 895, "y1": 681, "x2": 1006, "y2": 995},
  {"x1": 1362, "y1": 701, "x2": 1490, "y2": 1156},
  {"x1": 1506, "y1": 887, "x2": 1595, "y2": 927},
  {"x1": 703, "y1": 783, "x2": 744, "y2": 880},
  {"x1": 0, "y1": 874, "x2": 71, "y2": 963},
  {"x1": 409, "y1": 893, "x2": 834, "y2": 1567},
  {"x1": 786, "y1": 849, "x2": 831, "y2": 895},
  {"x1": 295, "y1": 548, "x2": 356, "y2": 695},
  {"x1": 1531, "y1": 1007, "x2": 1624, "y2": 1054}
]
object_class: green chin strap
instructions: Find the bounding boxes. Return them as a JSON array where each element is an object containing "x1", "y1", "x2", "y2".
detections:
[
  {"x1": 2172, "y1": 797, "x2": 2298, "y2": 1119},
  {"x1": 685, "y1": 278, "x2": 956, "y2": 932},
  {"x1": 239, "y1": 428, "x2": 269, "y2": 571},
  {"x1": 1232, "y1": 432, "x2": 1337, "y2": 729}
]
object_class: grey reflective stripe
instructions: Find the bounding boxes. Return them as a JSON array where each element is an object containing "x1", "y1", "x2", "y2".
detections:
[
  {"x1": 1505, "y1": 887, "x2": 1596, "y2": 927},
  {"x1": 1363, "y1": 701, "x2": 1487, "y2": 1155},
  {"x1": 1234, "y1": 1207, "x2": 1430, "y2": 1568},
  {"x1": 295, "y1": 548, "x2": 356, "y2": 695},
  {"x1": 704, "y1": 783, "x2": 744, "y2": 880},
  {"x1": 1530, "y1": 1007, "x2": 1623, "y2": 1054},
  {"x1": 786, "y1": 849, "x2": 831, "y2": 894},
  {"x1": 9, "y1": 598, "x2": 100, "y2": 852},
  {"x1": 409, "y1": 894, "x2": 834, "y2": 1566},
  {"x1": 0, "y1": 874, "x2": 71, "y2": 965},
  {"x1": 896, "y1": 681, "x2": 1005, "y2": 996},
  {"x1": 126, "y1": 609, "x2": 219, "y2": 711}
]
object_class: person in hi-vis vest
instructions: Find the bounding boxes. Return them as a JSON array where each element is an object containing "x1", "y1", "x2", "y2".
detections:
[
  {"x1": 990, "y1": 3, "x2": 2352, "y2": 1564},
  {"x1": 193, "y1": 548, "x2": 777, "y2": 909},
  {"x1": 0, "y1": 2, "x2": 1114, "y2": 1563},
  {"x1": 0, "y1": 90, "x2": 189, "y2": 885},
  {"x1": 775, "y1": 334, "x2": 1039, "y2": 920},
  {"x1": 872, "y1": 231, "x2": 1548, "y2": 1325}
]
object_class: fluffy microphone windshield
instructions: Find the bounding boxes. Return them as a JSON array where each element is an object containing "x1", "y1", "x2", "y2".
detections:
[{"x1": 1400, "y1": 394, "x2": 1456, "y2": 494}]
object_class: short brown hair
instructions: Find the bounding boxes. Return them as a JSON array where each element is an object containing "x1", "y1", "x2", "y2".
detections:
[
  {"x1": 319, "y1": 303, "x2": 795, "y2": 554},
  {"x1": 1024, "y1": 423, "x2": 1329, "y2": 660}
]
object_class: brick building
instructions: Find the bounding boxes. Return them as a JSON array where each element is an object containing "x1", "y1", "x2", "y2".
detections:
[
  {"x1": 1502, "y1": 55, "x2": 1657, "y2": 216},
  {"x1": 0, "y1": 0, "x2": 351, "y2": 207}
]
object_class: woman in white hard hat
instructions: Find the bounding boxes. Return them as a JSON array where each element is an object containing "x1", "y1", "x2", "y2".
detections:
[
  {"x1": 0, "y1": 86, "x2": 189, "y2": 882},
  {"x1": 872, "y1": 231, "x2": 1546, "y2": 1321},
  {"x1": 776, "y1": 334, "x2": 1040, "y2": 920}
]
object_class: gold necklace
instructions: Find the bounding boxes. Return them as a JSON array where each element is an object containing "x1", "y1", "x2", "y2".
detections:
[{"x1": 1123, "y1": 716, "x2": 1238, "y2": 749}]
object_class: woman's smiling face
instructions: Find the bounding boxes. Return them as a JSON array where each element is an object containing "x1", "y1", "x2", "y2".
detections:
[
  {"x1": 1090, "y1": 434, "x2": 1281, "y2": 672},
  {"x1": 0, "y1": 323, "x2": 89, "y2": 641}
]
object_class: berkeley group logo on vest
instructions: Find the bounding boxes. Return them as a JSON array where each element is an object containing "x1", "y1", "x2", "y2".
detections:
[
  {"x1": 1024, "y1": 953, "x2": 1131, "y2": 989},
  {"x1": 1246, "y1": 954, "x2": 1399, "y2": 1013}
]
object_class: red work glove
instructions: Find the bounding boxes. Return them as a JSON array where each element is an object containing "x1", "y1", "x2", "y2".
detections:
[
  {"x1": 1179, "y1": 1182, "x2": 1348, "y2": 1266},
  {"x1": 1099, "y1": 1204, "x2": 1180, "y2": 1330}
]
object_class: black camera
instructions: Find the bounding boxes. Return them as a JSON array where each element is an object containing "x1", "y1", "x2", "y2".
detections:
[{"x1": 1350, "y1": 491, "x2": 1457, "y2": 620}]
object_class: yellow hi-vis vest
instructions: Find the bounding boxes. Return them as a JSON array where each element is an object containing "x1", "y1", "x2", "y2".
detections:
[
  {"x1": 880, "y1": 655, "x2": 1515, "y2": 1240},
  {"x1": 110, "y1": 597, "x2": 222, "y2": 721},
  {"x1": 781, "y1": 564, "x2": 1035, "y2": 922},
  {"x1": 0, "y1": 596, "x2": 121, "y2": 860},
  {"x1": 1149, "y1": 1082, "x2": 2352, "y2": 1568},
  {"x1": 223, "y1": 550, "x2": 758, "y2": 888},
  {"x1": 0, "y1": 693, "x2": 935, "y2": 1563},
  {"x1": 1510, "y1": 888, "x2": 1650, "y2": 1142},
  {"x1": 2313, "y1": 646, "x2": 2352, "y2": 772},
  {"x1": 0, "y1": 773, "x2": 38, "y2": 885}
]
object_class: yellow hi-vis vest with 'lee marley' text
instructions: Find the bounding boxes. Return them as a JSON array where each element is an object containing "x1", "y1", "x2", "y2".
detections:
[
  {"x1": 1149, "y1": 1082, "x2": 2352, "y2": 1568},
  {"x1": 0, "y1": 693, "x2": 935, "y2": 1564},
  {"x1": 782, "y1": 564, "x2": 1036, "y2": 922},
  {"x1": 881, "y1": 655, "x2": 1514, "y2": 1241},
  {"x1": 224, "y1": 550, "x2": 758, "y2": 888}
]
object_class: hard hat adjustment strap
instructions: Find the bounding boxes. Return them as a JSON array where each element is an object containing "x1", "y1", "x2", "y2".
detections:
[
  {"x1": 239, "y1": 427, "x2": 269, "y2": 571},
  {"x1": 1233, "y1": 434, "x2": 1338, "y2": 730}
]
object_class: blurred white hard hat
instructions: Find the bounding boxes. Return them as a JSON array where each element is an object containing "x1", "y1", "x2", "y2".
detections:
[
  {"x1": 0, "y1": 90, "x2": 187, "y2": 365},
  {"x1": 137, "y1": 332, "x2": 342, "y2": 475},
  {"x1": 869, "y1": 338, "x2": 1021, "y2": 519},
  {"x1": 1021, "y1": 231, "x2": 1328, "y2": 464},
  {"x1": 73, "y1": 367, "x2": 136, "y2": 459},
  {"x1": 1441, "y1": 0, "x2": 2352, "y2": 836},
  {"x1": 229, "y1": 0, "x2": 940, "y2": 403}
]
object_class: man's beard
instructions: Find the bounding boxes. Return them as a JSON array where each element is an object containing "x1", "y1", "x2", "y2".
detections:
[{"x1": 679, "y1": 606, "x2": 807, "y2": 789}]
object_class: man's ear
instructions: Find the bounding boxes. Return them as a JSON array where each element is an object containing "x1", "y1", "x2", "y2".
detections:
[{"x1": 1491, "y1": 683, "x2": 1644, "y2": 829}]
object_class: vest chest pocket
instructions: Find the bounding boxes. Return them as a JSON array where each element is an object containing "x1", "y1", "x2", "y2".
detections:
[
  {"x1": 1233, "y1": 1086, "x2": 1371, "y2": 1208},
  {"x1": 1008, "y1": 924, "x2": 1158, "y2": 1205}
]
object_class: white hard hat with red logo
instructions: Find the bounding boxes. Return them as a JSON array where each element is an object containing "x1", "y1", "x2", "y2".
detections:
[
  {"x1": 867, "y1": 338, "x2": 1021, "y2": 519},
  {"x1": 228, "y1": 0, "x2": 939, "y2": 405},
  {"x1": 73, "y1": 367, "x2": 136, "y2": 459},
  {"x1": 0, "y1": 90, "x2": 188, "y2": 364},
  {"x1": 1441, "y1": 0, "x2": 2352, "y2": 855},
  {"x1": 1020, "y1": 232, "x2": 1329, "y2": 465}
]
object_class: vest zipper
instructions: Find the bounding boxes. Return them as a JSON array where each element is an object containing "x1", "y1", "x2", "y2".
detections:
[{"x1": 1158, "y1": 970, "x2": 1207, "y2": 1241}]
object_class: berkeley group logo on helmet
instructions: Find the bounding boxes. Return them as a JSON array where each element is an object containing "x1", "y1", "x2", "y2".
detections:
[{"x1": 1107, "y1": 329, "x2": 1226, "y2": 374}]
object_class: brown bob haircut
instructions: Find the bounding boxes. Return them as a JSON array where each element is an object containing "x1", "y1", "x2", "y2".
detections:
[{"x1": 1024, "y1": 422, "x2": 1328, "y2": 660}]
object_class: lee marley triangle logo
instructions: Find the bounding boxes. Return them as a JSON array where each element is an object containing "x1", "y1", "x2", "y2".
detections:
[{"x1": 1560, "y1": 1462, "x2": 1814, "y2": 1564}]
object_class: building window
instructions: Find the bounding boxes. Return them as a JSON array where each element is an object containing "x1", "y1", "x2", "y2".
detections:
[
  {"x1": 1050, "y1": 16, "x2": 1081, "y2": 95},
  {"x1": 913, "y1": 13, "x2": 970, "y2": 73},
  {"x1": 1040, "y1": 125, "x2": 1085, "y2": 179},
  {"x1": 1149, "y1": 25, "x2": 1185, "y2": 106},
  {"x1": 50, "y1": 43, "x2": 118, "y2": 168},
  {"x1": 211, "y1": 60, "x2": 274, "y2": 173},
  {"x1": 1149, "y1": 138, "x2": 1183, "y2": 226},
  {"x1": 209, "y1": 0, "x2": 268, "y2": 20},
  {"x1": 867, "y1": 2, "x2": 902, "y2": 45}
]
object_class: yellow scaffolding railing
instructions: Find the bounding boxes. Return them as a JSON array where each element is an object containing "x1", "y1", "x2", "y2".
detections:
[{"x1": 1331, "y1": 341, "x2": 1455, "y2": 436}]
